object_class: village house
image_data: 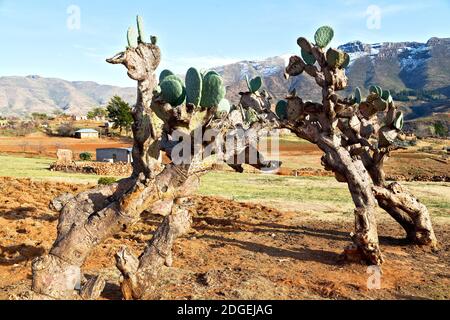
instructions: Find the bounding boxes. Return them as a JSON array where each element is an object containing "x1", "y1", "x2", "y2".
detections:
[
  {"x1": 75, "y1": 129, "x2": 99, "y2": 139},
  {"x1": 96, "y1": 148, "x2": 133, "y2": 163}
]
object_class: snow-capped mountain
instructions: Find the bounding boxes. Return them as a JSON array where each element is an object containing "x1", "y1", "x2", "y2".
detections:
[
  {"x1": 213, "y1": 37, "x2": 450, "y2": 105},
  {"x1": 0, "y1": 38, "x2": 448, "y2": 119}
]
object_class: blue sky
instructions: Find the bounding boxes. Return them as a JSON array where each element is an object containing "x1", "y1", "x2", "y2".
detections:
[{"x1": 0, "y1": 0, "x2": 449, "y2": 87}]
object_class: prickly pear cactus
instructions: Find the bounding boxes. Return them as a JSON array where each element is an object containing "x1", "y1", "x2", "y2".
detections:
[
  {"x1": 127, "y1": 27, "x2": 138, "y2": 48},
  {"x1": 301, "y1": 49, "x2": 316, "y2": 65},
  {"x1": 137, "y1": 15, "x2": 146, "y2": 43},
  {"x1": 151, "y1": 35, "x2": 158, "y2": 45},
  {"x1": 314, "y1": 26, "x2": 334, "y2": 48},
  {"x1": 276, "y1": 100, "x2": 288, "y2": 120},
  {"x1": 200, "y1": 72, "x2": 226, "y2": 108},
  {"x1": 246, "y1": 76, "x2": 263, "y2": 94},
  {"x1": 159, "y1": 70, "x2": 175, "y2": 83},
  {"x1": 160, "y1": 75, "x2": 186, "y2": 107},
  {"x1": 186, "y1": 67, "x2": 203, "y2": 106}
]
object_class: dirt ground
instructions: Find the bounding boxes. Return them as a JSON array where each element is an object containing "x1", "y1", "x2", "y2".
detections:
[
  {"x1": 0, "y1": 178, "x2": 448, "y2": 300},
  {"x1": 274, "y1": 138, "x2": 449, "y2": 181},
  {"x1": 0, "y1": 132, "x2": 131, "y2": 159}
]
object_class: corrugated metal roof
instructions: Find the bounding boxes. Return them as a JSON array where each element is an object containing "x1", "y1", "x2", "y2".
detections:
[
  {"x1": 97, "y1": 147, "x2": 133, "y2": 152},
  {"x1": 76, "y1": 129, "x2": 99, "y2": 133}
]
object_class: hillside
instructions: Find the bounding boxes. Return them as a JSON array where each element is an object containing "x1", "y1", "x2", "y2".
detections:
[
  {"x1": 0, "y1": 76, "x2": 136, "y2": 117},
  {"x1": 0, "y1": 37, "x2": 449, "y2": 120}
]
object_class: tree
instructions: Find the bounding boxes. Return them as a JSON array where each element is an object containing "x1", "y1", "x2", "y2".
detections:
[
  {"x1": 30, "y1": 16, "x2": 276, "y2": 300},
  {"x1": 87, "y1": 107, "x2": 108, "y2": 120},
  {"x1": 434, "y1": 121, "x2": 448, "y2": 137},
  {"x1": 29, "y1": 20, "x2": 438, "y2": 301},
  {"x1": 106, "y1": 96, "x2": 133, "y2": 135},
  {"x1": 281, "y1": 26, "x2": 437, "y2": 264}
]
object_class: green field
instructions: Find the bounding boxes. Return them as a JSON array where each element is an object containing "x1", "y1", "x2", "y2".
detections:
[
  {"x1": 0, "y1": 155, "x2": 448, "y2": 222},
  {"x1": 0, "y1": 155, "x2": 106, "y2": 183}
]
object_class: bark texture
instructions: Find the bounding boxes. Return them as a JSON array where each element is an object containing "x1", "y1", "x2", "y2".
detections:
[{"x1": 282, "y1": 33, "x2": 438, "y2": 264}]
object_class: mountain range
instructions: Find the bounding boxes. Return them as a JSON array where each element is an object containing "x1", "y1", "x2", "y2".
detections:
[{"x1": 1, "y1": 37, "x2": 449, "y2": 120}]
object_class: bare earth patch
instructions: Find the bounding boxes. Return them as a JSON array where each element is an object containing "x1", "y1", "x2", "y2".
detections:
[{"x1": 0, "y1": 178, "x2": 448, "y2": 300}]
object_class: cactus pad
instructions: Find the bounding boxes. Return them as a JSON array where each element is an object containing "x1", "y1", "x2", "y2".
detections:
[
  {"x1": 301, "y1": 48, "x2": 316, "y2": 65},
  {"x1": 342, "y1": 53, "x2": 351, "y2": 69},
  {"x1": 160, "y1": 75, "x2": 186, "y2": 107},
  {"x1": 326, "y1": 48, "x2": 347, "y2": 68},
  {"x1": 314, "y1": 26, "x2": 334, "y2": 48},
  {"x1": 246, "y1": 76, "x2": 263, "y2": 93},
  {"x1": 185, "y1": 67, "x2": 203, "y2": 106},
  {"x1": 276, "y1": 100, "x2": 288, "y2": 120},
  {"x1": 381, "y1": 89, "x2": 391, "y2": 101},
  {"x1": 217, "y1": 99, "x2": 231, "y2": 115},
  {"x1": 394, "y1": 111, "x2": 404, "y2": 130},
  {"x1": 127, "y1": 27, "x2": 138, "y2": 48},
  {"x1": 200, "y1": 73, "x2": 226, "y2": 108},
  {"x1": 159, "y1": 70, "x2": 175, "y2": 83},
  {"x1": 136, "y1": 15, "x2": 146, "y2": 43}
]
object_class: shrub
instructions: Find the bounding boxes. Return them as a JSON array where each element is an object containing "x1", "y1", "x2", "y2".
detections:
[
  {"x1": 57, "y1": 122, "x2": 76, "y2": 137},
  {"x1": 98, "y1": 177, "x2": 118, "y2": 185},
  {"x1": 79, "y1": 152, "x2": 93, "y2": 161}
]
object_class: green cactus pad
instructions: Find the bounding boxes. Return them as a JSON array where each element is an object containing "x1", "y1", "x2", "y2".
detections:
[
  {"x1": 160, "y1": 75, "x2": 186, "y2": 107},
  {"x1": 301, "y1": 48, "x2": 316, "y2": 65},
  {"x1": 137, "y1": 15, "x2": 146, "y2": 43},
  {"x1": 394, "y1": 112, "x2": 404, "y2": 130},
  {"x1": 276, "y1": 100, "x2": 288, "y2": 120},
  {"x1": 185, "y1": 67, "x2": 203, "y2": 106},
  {"x1": 217, "y1": 99, "x2": 231, "y2": 115},
  {"x1": 314, "y1": 26, "x2": 334, "y2": 48},
  {"x1": 246, "y1": 76, "x2": 263, "y2": 93},
  {"x1": 355, "y1": 87, "x2": 362, "y2": 104},
  {"x1": 375, "y1": 86, "x2": 382, "y2": 96},
  {"x1": 369, "y1": 85, "x2": 382, "y2": 96},
  {"x1": 159, "y1": 70, "x2": 175, "y2": 83},
  {"x1": 150, "y1": 36, "x2": 158, "y2": 45},
  {"x1": 204, "y1": 70, "x2": 221, "y2": 79},
  {"x1": 200, "y1": 73, "x2": 226, "y2": 108},
  {"x1": 381, "y1": 89, "x2": 391, "y2": 101},
  {"x1": 127, "y1": 27, "x2": 138, "y2": 48}
]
